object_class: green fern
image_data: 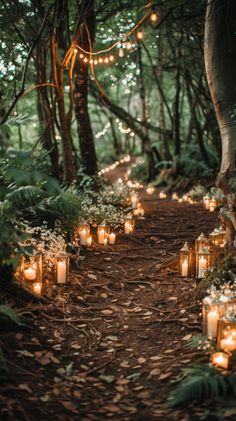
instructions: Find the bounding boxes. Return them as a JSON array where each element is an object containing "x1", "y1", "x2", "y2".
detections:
[
  {"x1": 0, "y1": 305, "x2": 23, "y2": 327},
  {"x1": 6, "y1": 185, "x2": 45, "y2": 204},
  {"x1": 167, "y1": 365, "x2": 236, "y2": 408}
]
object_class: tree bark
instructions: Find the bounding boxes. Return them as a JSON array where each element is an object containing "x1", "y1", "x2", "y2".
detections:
[
  {"x1": 74, "y1": 0, "x2": 97, "y2": 176},
  {"x1": 205, "y1": 0, "x2": 236, "y2": 244}
]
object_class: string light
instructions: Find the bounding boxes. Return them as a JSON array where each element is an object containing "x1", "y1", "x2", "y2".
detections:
[
  {"x1": 150, "y1": 9, "x2": 158, "y2": 22},
  {"x1": 94, "y1": 119, "x2": 135, "y2": 141},
  {"x1": 98, "y1": 155, "x2": 131, "y2": 176},
  {"x1": 136, "y1": 30, "x2": 144, "y2": 41}
]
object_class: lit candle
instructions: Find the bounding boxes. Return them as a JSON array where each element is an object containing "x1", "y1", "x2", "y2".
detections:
[
  {"x1": 182, "y1": 194, "x2": 188, "y2": 202},
  {"x1": 178, "y1": 198, "x2": 183, "y2": 203},
  {"x1": 131, "y1": 195, "x2": 138, "y2": 208},
  {"x1": 181, "y1": 259, "x2": 188, "y2": 277},
  {"x1": 133, "y1": 209, "x2": 139, "y2": 216},
  {"x1": 104, "y1": 238, "x2": 108, "y2": 246},
  {"x1": 57, "y1": 261, "x2": 67, "y2": 284},
  {"x1": 24, "y1": 267, "x2": 36, "y2": 281},
  {"x1": 220, "y1": 336, "x2": 236, "y2": 352},
  {"x1": 86, "y1": 236, "x2": 92, "y2": 247},
  {"x1": 207, "y1": 309, "x2": 219, "y2": 337},
  {"x1": 159, "y1": 191, "x2": 167, "y2": 199},
  {"x1": 146, "y1": 186, "x2": 155, "y2": 195},
  {"x1": 204, "y1": 198, "x2": 210, "y2": 210},
  {"x1": 33, "y1": 282, "x2": 42, "y2": 295},
  {"x1": 212, "y1": 352, "x2": 229, "y2": 369},
  {"x1": 198, "y1": 256, "x2": 207, "y2": 278},
  {"x1": 108, "y1": 233, "x2": 116, "y2": 245},
  {"x1": 125, "y1": 222, "x2": 132, "y2": 234},
  {"x1": 98, "y1": 229, "x2": 105, "y2": 244},
  {"x1": 80, "y1": 229, "x2": 87, "y2": 246}
]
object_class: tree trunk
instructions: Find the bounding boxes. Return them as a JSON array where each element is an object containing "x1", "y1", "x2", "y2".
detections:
[
  {"x1": 109, "y1": 117, "x2": 121, "y2": 156},
  {"x1": 204, "y1": 0, "x2": 236, "y2": 245},
  {"x1": 74, "y1": 0, "x2": 97, "y2": 176},
  {"x1": 137, "y1": 43, "x2": 155, "y2": 181},
  {"x1": 36, "y1": 43, "x2": 60, "y2": 178}
]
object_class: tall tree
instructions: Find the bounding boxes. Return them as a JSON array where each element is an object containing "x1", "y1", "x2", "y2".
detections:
[{"x1": 204, "y1": 0, "x2": 236, "y2": 245}]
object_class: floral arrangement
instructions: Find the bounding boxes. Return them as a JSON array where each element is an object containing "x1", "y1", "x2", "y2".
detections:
[{"x1": 80, "y1": 195, "x2": 125, "y2": 227}]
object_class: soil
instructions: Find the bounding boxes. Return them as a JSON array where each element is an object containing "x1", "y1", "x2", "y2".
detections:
[{"x1": 0, "y1": 164, "x2": 219, "y2": 421}]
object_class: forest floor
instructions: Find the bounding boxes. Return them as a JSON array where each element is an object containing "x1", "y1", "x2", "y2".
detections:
[{"x1": 0, "y1": 164, "x2": 219, "y2": 421}]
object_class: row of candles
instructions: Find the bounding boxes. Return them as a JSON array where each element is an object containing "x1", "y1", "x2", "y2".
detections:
[
  {"x1": 17, "y1": 191, "x2": 145, "y2": 295},
  {"x1": 17, "y1": 253, "x2": 70, "y2": 296},
  {"x1": 202, "y1": 286, "x2": 236, "y2": 369},
  {"x1": 179, "y1": 228, "x2": 226, "y2": 279}
]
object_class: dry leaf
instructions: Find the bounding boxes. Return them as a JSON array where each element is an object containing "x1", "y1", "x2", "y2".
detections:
[
  {"x1": 61, "y1": 401, "x2": 78, "y2": 413},
  {"x1": 182, "y1": 334, "x2": 192, "y2": 341}
]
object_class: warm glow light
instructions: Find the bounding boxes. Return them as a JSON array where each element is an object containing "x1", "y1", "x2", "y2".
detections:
[
  {"x1": 94, "y1": 59, "x2": 98, "y2": 65},
  {"x1": 104, "y1": 57, "x2": 109, "y2": 64},
  {"x1": 98, "y1": 57, "x2": 103, "y2": 63},
  {"x1": 84, "y1": 57, "x2": 88, "y2": 63},
  {"x1": 151, "y1": 11, "x2": 158, "y2": 22},
  {"x1": 79, "y1": 53, "x2": 84, "y2": 58},
  {"x1": 109, "y1": 54, "x2": 114, "y2": 61},
  {"x1": 137, "y1": 30, "x2": 144, "y2": 40}
]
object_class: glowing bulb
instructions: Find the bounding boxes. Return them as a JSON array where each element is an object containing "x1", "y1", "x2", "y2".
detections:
[
  {"x1": 109, "y1": 54, "x2": 114, "y2": 61},
  {"x1": 119, "y1": 48, "x2": 124, "y2": 57},
  {"x1": 151, "y1": 10, "x2": 158, "y2": 22},
  {"x1": 74, "y1": 48, "x2": 78, "y2": 53},
  {"x1": 104, "y1": 57, "x2": 109, "y2": 64},
  {"x1": 137, "y1": 30, "x2": 143, "y2": 40},
  {"x1": 79, "y1": 53, "x2": 84, "y2": 58},
  {"x1": 98, "y1": 57, "x2": 103, "y2": 63},
  {"x1": 84, "y1": 57, "x2": 88, "y2": 63},
  {"x1": 94, "y1": 59, "x2": 98, "y2": 65},
  {"x1": 90, "y1": 59, "x2": 94, "y2": 64}
]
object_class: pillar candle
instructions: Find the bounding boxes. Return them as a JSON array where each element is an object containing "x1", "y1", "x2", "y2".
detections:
[
  {"x1": 104, "y1": 238, "x2": 108, "y2": 246},
  {"x1": 80, "y1": 229, "x2": 87, "y2": 246},
  {"x1": 57, "y1": 261, "x2": 67, "y2": 284},
  {"x1": 86, "y1": 236, "x2": 92, "y2": 247},
  {"x1": 24, "y1": 267, "x2": 36, "y2": 281},
  {"x1": 212, "y1": 352, "x2": 229, "y2": 369},
  {"x1": 220, "y1": 336, "x2": 236, "y2": 352},
  {"x1": 131, "y1": 196, "x2": 138, "y2": 208},
  {"x1": 198, "y1": 256, "x2": 207, "y2": 278},
  {"x1": 207, "y1": 309, "x2": 219, "y2": 337},
  {"x1": 33, "y1": 282, "x2": 42, "y2": 295},
  {"x1": 108, "y1": 233, "x2": 116, "y2": 245},
  {"x1": 181, "y1": 259, "x2": 188, "y2": 277},
  {"x1": 98, "y1": 229, "x2": 105, "y2": 244},
  {"x1": 125, "y1": 222, "x2": 131, "y2": 234}
]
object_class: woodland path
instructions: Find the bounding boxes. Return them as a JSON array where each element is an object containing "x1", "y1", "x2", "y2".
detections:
[{"x1": 0, "y1": 164, "x2": 217, "y2": 421}]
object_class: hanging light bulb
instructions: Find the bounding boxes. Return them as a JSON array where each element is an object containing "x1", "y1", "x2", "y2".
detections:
[
  {"x1": 119, "y1": 47, "x2": 124, "y2": 57},
  {"x1": 98, "y1": 57, "x2": 103, "y2": 64},
  {"x1": 84, "y1": 57, "x2": 88, "y2": 63},
  {"x1": 136, "y1": 29, "x2": 144, "y2": 41},
  {"x1": 74, "y1": 48, "x2": 78, "y2": 53},
  {"x1": 104, "y1": 57, "x2": 109, "y2": 64},
  {"x1": 89, "y1": 58, "x2": 94, "y2": 64},
  {"x1": 125, "y1": 39, "x2": 132, "y2": 50},
  {"x1": 94, "y1": 59, "x2": 98, "y2": 65},
  {"x1": 79, "y1": 53, "x2": 84, "y2": 58},
  {"x1": 109, "y1": 54, "x2": 114, "y2": 62},
  {"x1": 150, "y1": 9, "x2": 158, "y2": 22}
]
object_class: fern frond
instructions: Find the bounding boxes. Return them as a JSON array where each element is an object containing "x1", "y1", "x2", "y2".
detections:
[
  {"x1": 0, "y1": 305, "x2": 23, "y2": 327},
  {"x1": 6, "y1": 185, "x2": 45, "y2": 204},
  {"x1": 167, "y1": 365, "x2": 236, "y2": 408}
]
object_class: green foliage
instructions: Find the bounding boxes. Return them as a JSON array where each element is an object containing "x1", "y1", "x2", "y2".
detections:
[
  {"x1": 188, "y1": 185, "x2": 206, "y2": 201},
  {"x1": 167, "y1": 365, "x2": 236, "y2": 408},
  {"x1": 129, "y1": 157, "x2": 147, "y2": 182},
  {"x1": 0, "y1": 305, "x2": 23, "y2": 328},
  {"x1": 197, "y1": 255, "x2": 236, "y2": 294}
]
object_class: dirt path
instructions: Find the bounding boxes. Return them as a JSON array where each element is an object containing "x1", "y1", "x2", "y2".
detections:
[{"x1": 0, "y1": 165, "x2": 217, "y2": 421}]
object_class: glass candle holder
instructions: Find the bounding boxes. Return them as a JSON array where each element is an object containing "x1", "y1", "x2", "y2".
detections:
[
  {"x1": 54, "y1": 254, "x2": 69, "y2": 284},
  {"x1": 97, "y1": 224, "x2": 110, "y2": 245},
  {"x1": 212, "y1": 352, "x2": 229, "y2": 369},
  {"x1": 33, "y1": 282, "x2": 42, "y2": 296},
  {"x1": 86, "y1": 236, "x2": 92, "y2": 247},
  {"x1": 133, "y1": 203, "x2": 145, "y2": 217},
  {"x1": 179, "y1": 241, "x2": 190, "y2": 277},
  {"x1": 217, "y1": 312, "x2": 236, "y2": 352},
  {"x1": 108, "y1": 232, "x2": 116, "y2": 245},
  {"x1": 203, "y1": 194, "x2": 210, "y2": 210},
  {"x1": 196, "y1": 247, "x2": 211, "y2": 279},
  {"x1": 77, "y1": 223, "x2": 90, "y2": 246},
  {"x1": 209, "y1": 228, "x2": 225, "y2": 248},
  {"x1": 202, "y1": 295, "x2": 227, "y2": 336},
  {"x1": 195, "y1": 233, "x2": 209, "y2": 253},
  {"x1": 124, "y1": 215, "x2": 135, "y2": 234},
  {"x1": 19, "y1": 254, "x2": 42, "y2": 284},
  {"x1": 172, "y1": 192, "x2": 178, "y2": 201}
]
